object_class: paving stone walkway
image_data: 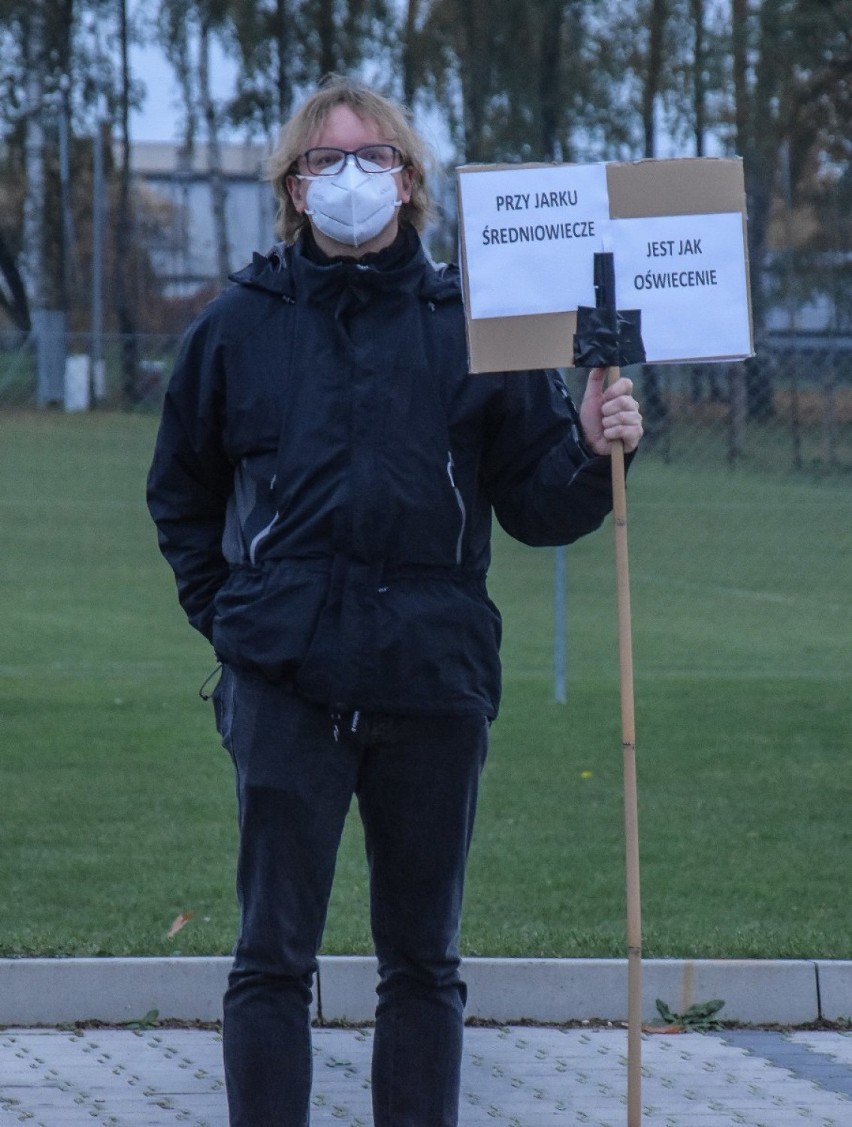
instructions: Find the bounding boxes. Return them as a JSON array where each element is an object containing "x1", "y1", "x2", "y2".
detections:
[{"x1": 2, "y1": 1024, "x2": 852, "y2": 1125}]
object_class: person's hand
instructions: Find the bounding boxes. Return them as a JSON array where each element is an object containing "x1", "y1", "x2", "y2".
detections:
[{"x1": 578, "y1": 367, "x2": 644, "y2": 455}]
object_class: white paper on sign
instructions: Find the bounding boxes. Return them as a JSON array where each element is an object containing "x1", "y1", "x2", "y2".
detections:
[
  {"x1": 459, "y1": 164, "x2": 611, "y2": 319},
  {"x1": 611, "y1": 212, "x2": 751, "y2": 362}
]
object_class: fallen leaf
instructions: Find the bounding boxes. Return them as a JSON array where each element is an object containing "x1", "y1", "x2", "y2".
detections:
[{"x1": 167, "y1": 911, "x2": 193, "y2": 939}]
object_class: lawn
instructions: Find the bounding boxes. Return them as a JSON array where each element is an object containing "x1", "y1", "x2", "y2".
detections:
[{"x1": 0, "y1": 409, "x2": 849, "y2": 959}]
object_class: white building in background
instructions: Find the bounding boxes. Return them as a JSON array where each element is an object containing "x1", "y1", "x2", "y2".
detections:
[{"x1": 129, "y1": 140, "x2": 278, "y2": 297}]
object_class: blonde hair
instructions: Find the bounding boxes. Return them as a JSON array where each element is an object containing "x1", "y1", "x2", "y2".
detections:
[{"x1": 266, "y1": 76, "x2": 434, "y2": 243}]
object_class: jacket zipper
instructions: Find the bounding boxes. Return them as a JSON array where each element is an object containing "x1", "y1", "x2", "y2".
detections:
[
  {"x1": 446, "y1": 451, "x2": 466, "y2": 566},
  {"x1": 248, "y1": 474, "x2": 280, "y2": 566},
  {"x1": 249, "y1": 513, "x2": 278, "y2": 565}
]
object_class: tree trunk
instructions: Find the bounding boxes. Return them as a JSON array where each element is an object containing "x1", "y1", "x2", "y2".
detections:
[
  {"x1": 22, "y1": 0, "x2": 66, "y2": 405},
  {"x1": 158, "y1": 0, "x2": 198, "y2": 165},
  {"x1": 53, "y1": 0, "x2": 75, "y2": 313},
  {"x1": 115, "y1": 0, "x2": 139, "y2": 406},
  {"x1": 537, "y1": 0, "x2": 566, "y2": 160},
  {"x1": 642, "y1": 0, "x2": 667, "y2": 160},
  {"x1": 731, "y1": 0, "x2": 778, "y2": 418},
  {"x1": 317, "y1": 0, "x2": 336, "y2": 77},
  {"x1": 401, "y1": 0, "x2": 422, "y2": 108},
  {"x1": 21, "y1": 3, "x2": 47, "y2": 318},
  {"x1": 274, "y1": 0, "x2": 290, "y2": 123},
  {"x1": 731, "y1": 0, "x2": 749, "y2": 154},
  {"x1": 460, "y1": 1, "x2": 492, "y2": 162},
  {"x1": 199, "y1": 18, "x2": 231, "y2": 287},
  {"x1": 640, "y1": 0, "x2": 669, "y2": 431},
  {"x1": 691, "y1": 0, "x2": 706, "y2": 156}
]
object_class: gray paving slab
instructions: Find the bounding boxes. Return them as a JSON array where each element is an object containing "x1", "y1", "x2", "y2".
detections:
[{"x1": 2, "y1": 1025, "x2": 852, "y2": 1126}]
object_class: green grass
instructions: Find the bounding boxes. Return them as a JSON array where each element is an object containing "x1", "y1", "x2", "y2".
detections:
[{"x1": 0, "y1": 409, "x2": 849, "y2": 959}]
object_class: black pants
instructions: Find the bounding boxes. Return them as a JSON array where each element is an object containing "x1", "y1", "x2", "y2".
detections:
[{"x1": 213, "y1": 666, "x2": 489, "y2": 1126}]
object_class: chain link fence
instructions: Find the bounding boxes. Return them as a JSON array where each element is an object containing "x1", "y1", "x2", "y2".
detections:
[
  {"x1": 1, "y1": 330, "x2": 850, "y2": 480},
  {"x1": 0, "y1": 331, "x2": 181, "y2": 414},
  {"x1": 574, "y1": 339, "x2": 851, "y2": 480}
]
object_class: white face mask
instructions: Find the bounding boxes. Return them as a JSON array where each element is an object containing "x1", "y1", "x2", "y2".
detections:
[{"x1": 301, "y1": 157, "x2": 402, "y2": 248}]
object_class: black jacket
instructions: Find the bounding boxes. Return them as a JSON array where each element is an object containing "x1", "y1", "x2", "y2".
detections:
[{"x1": 147, "y1": 229, "x2": 625, "y2": 717}]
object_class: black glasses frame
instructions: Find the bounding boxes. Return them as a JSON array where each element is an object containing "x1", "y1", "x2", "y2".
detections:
[{"x1": 299, "y1": 145, "x2": 404, "y2": 176}]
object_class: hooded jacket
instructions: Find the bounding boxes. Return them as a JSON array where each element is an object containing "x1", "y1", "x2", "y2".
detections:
[{"x1": 147, "y1": 229, "x2": 624, "y2": 718}]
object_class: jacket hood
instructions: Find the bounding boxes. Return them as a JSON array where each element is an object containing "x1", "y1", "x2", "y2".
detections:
[{"x1": 228, "y1": 230, "x2": 461, "y2": 306}]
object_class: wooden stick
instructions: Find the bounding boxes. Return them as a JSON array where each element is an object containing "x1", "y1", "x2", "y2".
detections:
[{"x1": 607, "y1": 365, "x2": 643, "y2": 1126}]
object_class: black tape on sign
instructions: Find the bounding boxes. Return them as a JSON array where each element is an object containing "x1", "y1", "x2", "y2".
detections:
[{"x1": 573, "y1": 252, "x2": 646, "y2": 369}]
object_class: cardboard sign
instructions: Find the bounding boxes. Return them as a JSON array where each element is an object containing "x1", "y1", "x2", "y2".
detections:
[{"x1": 456, "y1": 157, "x2": 753, "y2": 372}]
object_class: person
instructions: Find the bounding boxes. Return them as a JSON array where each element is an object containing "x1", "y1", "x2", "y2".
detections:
[{"x1": 147, "y1": 75, "x2": 643, "y2": 1127}]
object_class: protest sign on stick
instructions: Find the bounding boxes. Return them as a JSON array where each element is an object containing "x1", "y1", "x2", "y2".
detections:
[
  {"x1": 457, "y1": 156, "x2": 753, "y2": 372},
  {"x1": 457, "y1": 158, "x2": 754, "y2": 1127}
]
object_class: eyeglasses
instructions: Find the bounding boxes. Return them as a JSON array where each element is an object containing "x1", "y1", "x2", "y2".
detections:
[{"x1": 299, "y1": 145, "x2": 404, "y2": 176}]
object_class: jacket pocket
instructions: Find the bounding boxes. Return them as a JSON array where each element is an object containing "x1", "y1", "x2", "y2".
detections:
[
  {"x1": 211, "y1": 665, "x2": 236, "y2": 752},
  {"x1": 212, "y1": 562, "x2": 330, "y2": 681}
]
